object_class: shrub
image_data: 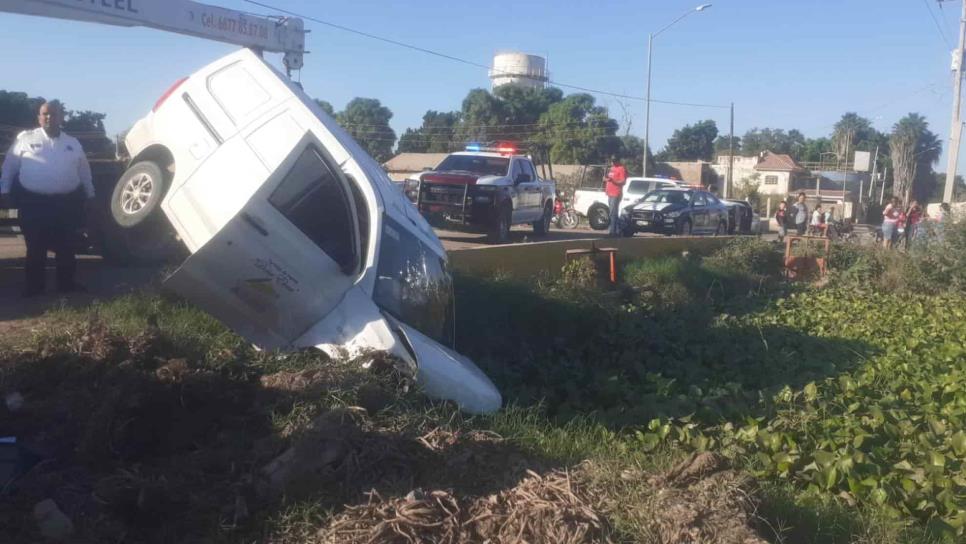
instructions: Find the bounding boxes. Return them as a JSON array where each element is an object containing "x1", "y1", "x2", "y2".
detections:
[
  {"x1": 703, "y1": 237, "x2": 784, "y2": 280},
  {"x1": 831, "y1": 220, "x2": 966, "y2": 295}
]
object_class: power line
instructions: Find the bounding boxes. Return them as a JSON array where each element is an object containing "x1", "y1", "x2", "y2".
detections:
[
  {"x1": 924, "y1": 0, "x2": 953, "y2": 48},
  {"x1": 241, "y1": 0, "x2": 729, "y2": 109}
]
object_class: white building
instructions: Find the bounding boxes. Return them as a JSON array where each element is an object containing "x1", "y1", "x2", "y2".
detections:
[{"x1": 712, "y1": 151, "x2": 809, "y2": 197}]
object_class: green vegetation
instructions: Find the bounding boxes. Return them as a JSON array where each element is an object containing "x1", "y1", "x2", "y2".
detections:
[
  {"x1": 2, "y1": 231, "x2": 964, "y2": 543},
  {"x1": 456, "y1": 234, "x2": 965, "y2": 542}
]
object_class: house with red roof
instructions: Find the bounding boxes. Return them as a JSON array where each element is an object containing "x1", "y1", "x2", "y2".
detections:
[{"x1": 711, "y1": 151, "x2": 810, "y2": 198}]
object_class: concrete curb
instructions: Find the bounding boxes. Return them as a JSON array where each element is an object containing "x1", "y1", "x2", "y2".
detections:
[{"x1": 449, "y1": 236, "x2": 733, "y2": 279}]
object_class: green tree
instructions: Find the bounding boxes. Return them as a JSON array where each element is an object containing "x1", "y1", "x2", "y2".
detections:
[
  {"x1": 619, "y1": 135, "x2": 654, "y2": 176},
  {"x1": 397, "y1": 110, "x2": 461, "y2": 153},
  {"x1": 62, "y1": 109, "x2": 113, "y2": 155},
  {"x1": 831, "y1": 112, "x2": 874, "y2": 160},
  {"x1": 493, "y1": 85, "x2": 563, "y2": 127},
  {"x1": 889, "y1": 113, "x2": 941, "y2": 203},
  {"x1": 454, "y1": 89, "x2": 507, "y2": 143},
  {"x1": 314, "y1": 99, "x2": 335, "y2": 117},
  {"x1": 800, "y1": 137, "x2": 833, "y2": 163},
  {"x1": 741, "y1": 128, "x2": 806, "y2": 159},
  {"x1": 336, "y1": 98, "x2": 396, "y2": 162},
  {"x1": 714, "y1": 135, "x2": 741, "y2": 156},
  {"x1": 536, "y1": 93, "x2": 620, "y2": 164},
  {"x1": 659, "y1": 120, "x2": 718, "y2": 161}
]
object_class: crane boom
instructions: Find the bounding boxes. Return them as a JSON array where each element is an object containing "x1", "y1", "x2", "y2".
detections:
[{"x1": 0, "y1": 0, "x2": 305, "y2": 71}]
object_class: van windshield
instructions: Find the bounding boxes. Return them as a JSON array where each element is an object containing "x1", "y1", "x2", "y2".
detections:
[
  {"x1": 642, "y1": 190, "x2": 692, "y2": 205},
  {"x1": 373, "y1": 216, "x2": 455, "y2": 348},
  {"x1": 436, "y1": 155, "x2": 510, "y2": 177}
]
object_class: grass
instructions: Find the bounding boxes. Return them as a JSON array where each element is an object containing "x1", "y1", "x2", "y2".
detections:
[{"x1": 2, "y1": 236, "x2": 964, "y2": 542}]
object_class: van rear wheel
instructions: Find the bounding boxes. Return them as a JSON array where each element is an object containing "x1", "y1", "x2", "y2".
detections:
[
  {"x1": 588, "y1": 205, "x2": 610, "y2": 231},
  {"x1": 111, "y1": 161, "x2": 166, "y2": 228}
]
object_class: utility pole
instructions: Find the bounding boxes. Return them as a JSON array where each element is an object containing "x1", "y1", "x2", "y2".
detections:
[
  {"x1": 943, "y1": 0, "x2": 966, "y2": 203},
  {"x1": 726, "y1": 102, "x2": 734, "y2": 198}
]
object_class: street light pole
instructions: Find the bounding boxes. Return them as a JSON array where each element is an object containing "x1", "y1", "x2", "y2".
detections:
[
  {"x1": 643, "y1": 33, "x2": 654, "y2": 176},
  {"x1": 642, "y1": 3, "x2": 712, "y2": 178}
]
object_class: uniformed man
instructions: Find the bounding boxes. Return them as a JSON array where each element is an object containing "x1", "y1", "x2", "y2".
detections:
[{"x1": 0, "y1": 101, "x2": 94, "y2": 296}]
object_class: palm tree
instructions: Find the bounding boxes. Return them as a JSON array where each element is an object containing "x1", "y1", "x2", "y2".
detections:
[
  {"x1": 832, "y1": 112, "x2": 873, "y2": 162},
  {"x1": 889, "y1": 113, "x2": 941, "y2": 203}
]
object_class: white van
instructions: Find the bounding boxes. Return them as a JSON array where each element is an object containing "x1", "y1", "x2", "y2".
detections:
[{"x1": 114, "y1": 49, "x2": 501, "y2": 414}]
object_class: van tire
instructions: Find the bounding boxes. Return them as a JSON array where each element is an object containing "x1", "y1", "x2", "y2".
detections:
[
  {"x1": 111, "y1": 161, "x2": 166, "y2": 228},
  {"x1": 588, "y1": 205, "x2": 610, "y2": 231}
]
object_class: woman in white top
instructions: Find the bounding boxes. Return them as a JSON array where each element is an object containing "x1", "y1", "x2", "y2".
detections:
[{"x1": 810, "y1": 204, "x2": 825, "y2": 236}]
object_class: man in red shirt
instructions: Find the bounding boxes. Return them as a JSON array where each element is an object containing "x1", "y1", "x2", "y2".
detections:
[{"x1": 604, "y1": 156, "x2": 627, "y2": 236}]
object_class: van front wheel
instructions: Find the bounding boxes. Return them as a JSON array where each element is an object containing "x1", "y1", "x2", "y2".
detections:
[{"x1": 111, "y1": 161, "x2": 166, "y2": 228}]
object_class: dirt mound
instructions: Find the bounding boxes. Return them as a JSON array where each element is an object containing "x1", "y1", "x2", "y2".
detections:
[
  {"x1": 645, "y1": 452, "x2": 766, "y2": 544},
  {"x1": 320, "y1": 468, "x2": 614, "y2": 544}
]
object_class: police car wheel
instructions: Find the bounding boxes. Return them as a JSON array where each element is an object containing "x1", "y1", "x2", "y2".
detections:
[
  {"x1": 488, "y1": 204, "x2": 511, "y2": 243},
  {"x1": 533, "y1": 202, "x2": 552, "y2": 235},
  {"x1": 679, "y1": 219, "x2": 693, "y2": 236},
  {"x1": 111, "y1": 161, "x2": 166, "y2": 228}
]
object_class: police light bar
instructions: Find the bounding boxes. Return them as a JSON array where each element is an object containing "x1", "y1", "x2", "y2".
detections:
[{"x1": 465, "y1": 142, "x2": 519, "y2": 155}]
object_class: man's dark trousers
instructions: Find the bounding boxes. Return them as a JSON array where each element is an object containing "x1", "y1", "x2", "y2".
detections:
[
  {"x1": 16, "y1": 189, "x2": 84, "y2": 294},
  {"x1": 608, "y1": 195, "x2": 622, "y2": 236}
]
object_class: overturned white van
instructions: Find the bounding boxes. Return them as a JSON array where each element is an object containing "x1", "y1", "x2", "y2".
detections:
[{"x1": 114, "y1": 49, "x2": 501, "y2": 414}]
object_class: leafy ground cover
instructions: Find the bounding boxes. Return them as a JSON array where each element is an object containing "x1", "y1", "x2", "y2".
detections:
[{"x1": 1, "y1": 228, "x2": 964, "y2": 543}]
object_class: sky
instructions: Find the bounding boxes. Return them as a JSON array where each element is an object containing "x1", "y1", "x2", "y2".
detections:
[{"x1": 0, "y1": 0, "x2": 961, "y2": 170}]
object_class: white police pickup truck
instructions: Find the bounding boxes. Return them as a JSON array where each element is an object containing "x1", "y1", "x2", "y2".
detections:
[
  {"x1": 407, "y1": 144, "x2": 556, "y2": 243},
  {"x1": 573, "y1": 176, "x2": 690, "y2": 231},
  {"x1": 110, "y1": 48, "x2": 501, "y2": 414}
]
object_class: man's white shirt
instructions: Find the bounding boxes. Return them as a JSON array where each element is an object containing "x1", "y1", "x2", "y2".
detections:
[{"x1": 0, "y1": 128, "x2": 94, "y2": 198}]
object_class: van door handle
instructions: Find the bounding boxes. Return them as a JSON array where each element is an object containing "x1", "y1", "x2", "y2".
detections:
[{"x1": 241, "y1": 212, "x2": 269, "y2": 236}]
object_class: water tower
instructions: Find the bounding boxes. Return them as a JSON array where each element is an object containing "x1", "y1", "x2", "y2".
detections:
[{"x1": 489, "y1": 52, "x2": 549, "y2": 90}]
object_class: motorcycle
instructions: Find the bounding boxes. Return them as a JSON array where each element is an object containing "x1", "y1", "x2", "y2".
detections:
[
  {"x1": 827, "y1": 218, "x2": 856, "y2": 241},
  {"x1": 552, "y1": 193, "x2": 579, "y2": 229}
]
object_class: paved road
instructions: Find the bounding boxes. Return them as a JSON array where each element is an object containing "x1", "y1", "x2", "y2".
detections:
[
  {"x1": 0, "y1": 223, "x2": 778, "y2": 327},
  {"x1": 0, "y1": 226, "x2": 618, "y2": 325}
]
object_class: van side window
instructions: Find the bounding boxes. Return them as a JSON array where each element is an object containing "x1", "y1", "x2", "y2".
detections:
[
  {"x1": 345, "y1": 174, "x2": 370, "y2": 267},
  {"x1": 269, "y1": 147, "x2": 358, "y2": 274},
  {"x1": 208, "y1": 63, "x2": 271, "y2": 125},
  {"x1": 627, "y1": 179, "x2": 647, "y2": 194}
]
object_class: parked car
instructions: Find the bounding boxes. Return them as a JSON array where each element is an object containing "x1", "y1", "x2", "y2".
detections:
[
  {"x1": 114, "y1": 48, "x2": 501, "y2": 414},
  {"x1": 573, "y1": 176, "x2": 691, "y2": 231},
  {"x1": 410, "y1": 145, "x2": 555, "y2": 243},
  {"x1": 620, "y1": 188, "x2": 729, "y2": 236},
  {"x1": 722, "y1": 199, "x2": 754, "y2": 234}
]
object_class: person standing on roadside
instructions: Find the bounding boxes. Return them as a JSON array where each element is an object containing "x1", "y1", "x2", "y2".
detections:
[
  {"x1": 0, "y1": 100, "x2": 94, "y2": 296},
  {"x1": 793, "y1": 192, "x2": 809, "y2": 235},
  {"x1": 882, "y1": 196, "x2": 901, "y2": 249},
  {"x1": 810, "y1": 203, "x2": 825, "y2": 236},
  {"x1": 774, "y1": 200, "x2": 789, "y2": 242},
  {"x1": 933, "y1": 202, "x2": 951, "y2": 240},
  {"x1": 904, "y1": 200, "x2": 923, "y2": 247},
  {"x1": 604, "y1": 156, "x2": 627, "y2": 237}
]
